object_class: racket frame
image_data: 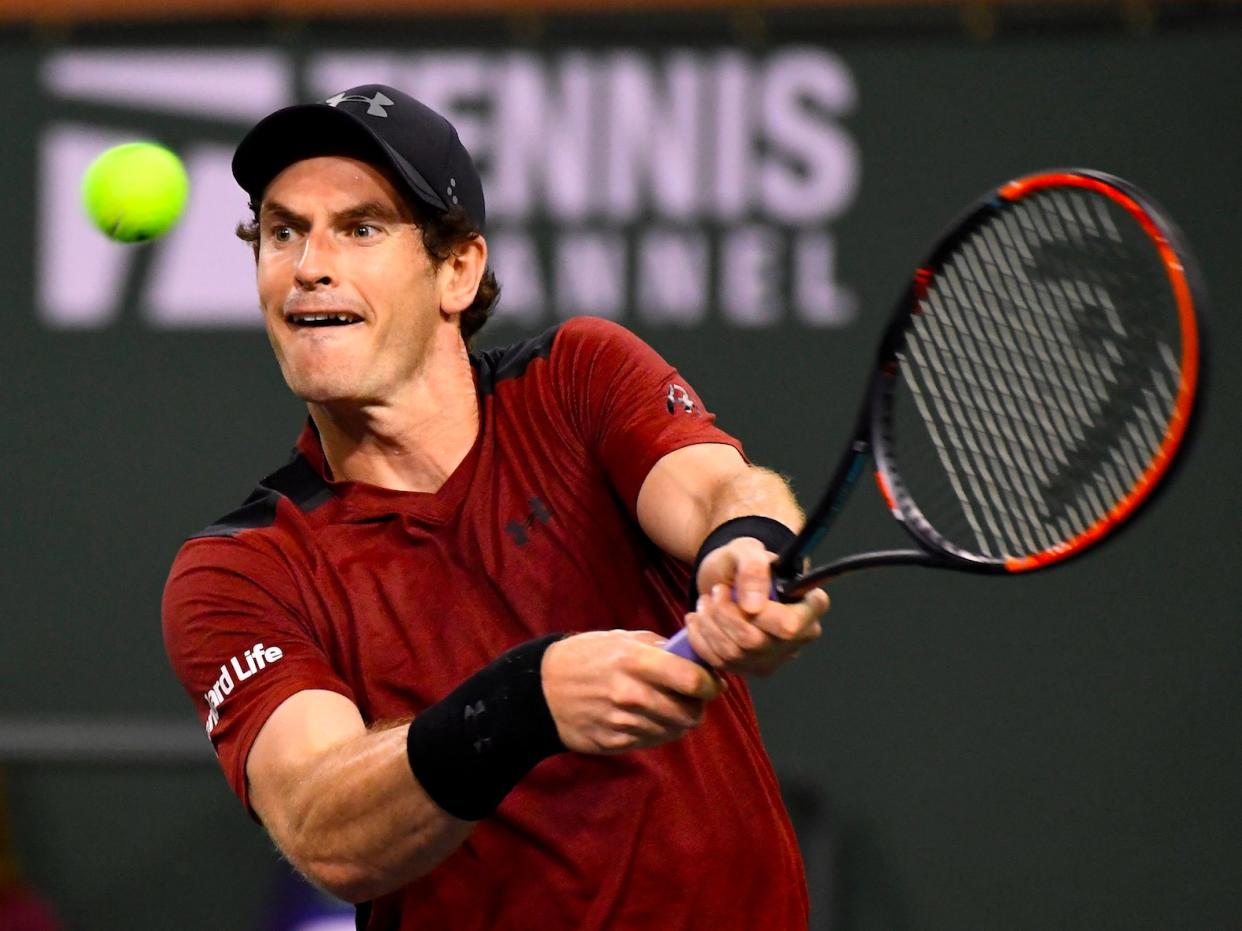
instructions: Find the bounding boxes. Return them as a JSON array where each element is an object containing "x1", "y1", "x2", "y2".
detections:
[{"x1": 773, "y1": 168, "x2": 1208, "y2": 602}]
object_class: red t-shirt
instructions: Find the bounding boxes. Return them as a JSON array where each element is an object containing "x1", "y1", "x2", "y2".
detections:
[{"x1": 163, "y1": 317, "x2": 807, "y2": 930}]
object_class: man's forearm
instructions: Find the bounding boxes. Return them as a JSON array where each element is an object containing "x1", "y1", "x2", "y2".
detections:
[
  {"x1": 254, "y1": 637, "x2": 563, "y2": 902},
  {"x1": 698, "y1": 466, "x2": 803, "y2": 543},
  {"x1": 260, "y1": 722, "x2": 472, "y2": 904},
  {"x1": 637, "y1": 444, "x2": 805, "y2": 564}
]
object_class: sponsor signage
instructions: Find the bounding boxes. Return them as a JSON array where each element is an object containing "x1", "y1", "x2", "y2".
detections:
[{"x1": 39, "y1": 47, "x2": 861, "y2": 332}]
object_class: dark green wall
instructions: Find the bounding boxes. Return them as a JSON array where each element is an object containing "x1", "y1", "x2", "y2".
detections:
[{"x1": 2, "y1": 15, "x2": 1239, "y2": 930}]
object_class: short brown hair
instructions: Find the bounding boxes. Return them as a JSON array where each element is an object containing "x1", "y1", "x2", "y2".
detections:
[{"x1": 236, "y1": 204, "x2": 500, "y2": 345}]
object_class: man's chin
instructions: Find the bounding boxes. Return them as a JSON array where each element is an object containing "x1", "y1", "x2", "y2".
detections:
[
  {"x1": 290, "y1": 382, "x2": 392, "y2": 411},
  {"x1": 286, "y1": 377, "x2": 361, "y2": 406}
]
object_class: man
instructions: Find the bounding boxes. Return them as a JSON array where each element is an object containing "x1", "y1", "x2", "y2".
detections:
[{"x1": 163, "y1": 84, "x2": 829, "y2": 930}]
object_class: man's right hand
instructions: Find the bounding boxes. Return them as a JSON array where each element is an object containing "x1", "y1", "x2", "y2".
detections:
[{"x1": 541, "y1": 630, "x2": 723, "y2": 755}]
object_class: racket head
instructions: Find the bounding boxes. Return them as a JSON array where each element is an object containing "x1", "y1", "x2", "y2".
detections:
[{"x1": 871, "y1": 168, "x2": 1207, "y2": 574}]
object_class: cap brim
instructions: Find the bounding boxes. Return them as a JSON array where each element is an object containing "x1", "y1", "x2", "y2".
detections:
[{"x1": 231, "y1": 104, "x2": 447, "y2": 214}]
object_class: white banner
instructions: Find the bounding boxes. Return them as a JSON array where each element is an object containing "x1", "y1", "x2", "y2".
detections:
[{"x1": 39, "y1": 47, "x2": 861, "y2": 331}]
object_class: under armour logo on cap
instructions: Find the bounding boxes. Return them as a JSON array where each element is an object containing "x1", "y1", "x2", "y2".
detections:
[
  {"x1": 324, "y1": 90, "x2": 394, "y2": 117},
  {"x1": 233, "y1": 83, "x2": 486, "y2": 228}
]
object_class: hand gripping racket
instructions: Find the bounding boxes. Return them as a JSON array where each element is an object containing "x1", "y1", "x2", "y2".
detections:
[{"x1": 667, "y1": 168, "x2": 1207, "y2": 664}]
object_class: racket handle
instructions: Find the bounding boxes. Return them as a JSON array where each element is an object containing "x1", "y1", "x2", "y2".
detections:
[{"x1": 663, "y1": 628, "x2": 706, "y2": 666}]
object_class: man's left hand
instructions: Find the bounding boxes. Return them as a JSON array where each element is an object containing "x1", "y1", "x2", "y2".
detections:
[{"x1": 683, "y1": 537, "x2": 829, "y2": 677}]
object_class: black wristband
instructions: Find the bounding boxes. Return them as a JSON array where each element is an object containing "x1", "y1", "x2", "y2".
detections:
[
  {"x1": 406, "y1": 634, "x2": 566, "y2": 821},
  {"x1": 688, "y1": 516, "x2": 796, "y2": 607}
]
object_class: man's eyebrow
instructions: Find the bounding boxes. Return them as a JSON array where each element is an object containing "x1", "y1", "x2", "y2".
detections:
[
  {"x1": 258, "y1": 200, "x2": 411, "y2": 226},
  {"x1": 258, "y1": 201, "x2": 307, "y2": 225},
  {"x1": 336, "y1": 201, "x2": 410, "y2": 224}
]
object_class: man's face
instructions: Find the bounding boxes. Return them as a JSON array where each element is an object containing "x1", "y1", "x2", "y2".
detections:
[{"x1": 256, "y1": 155, "x2": 442, "y2": 406}]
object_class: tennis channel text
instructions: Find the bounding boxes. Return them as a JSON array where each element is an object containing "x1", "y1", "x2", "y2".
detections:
[{"x1": 39, "y1": 47, "x2": 860, "y2": 331}]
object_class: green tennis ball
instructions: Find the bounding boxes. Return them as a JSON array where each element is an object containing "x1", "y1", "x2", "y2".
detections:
[{"x1": 81, "y1": 142, "x2": 189, "y2": 243}]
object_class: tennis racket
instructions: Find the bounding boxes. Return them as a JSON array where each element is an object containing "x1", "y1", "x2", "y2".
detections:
[{"x1": 667, "y1": 168, "x2": 1207, "y2": 664}]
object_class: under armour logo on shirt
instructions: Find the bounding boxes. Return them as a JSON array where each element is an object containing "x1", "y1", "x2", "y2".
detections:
[
  {"x1": 666, "y1": 383, "x2": 696, "y2": 415},
  {"x1": 324, "y1": 91, "x2": 394, "y2": 117},
  {"x1": 505, "y1": 497, "x2": 552, "y2": 546}
]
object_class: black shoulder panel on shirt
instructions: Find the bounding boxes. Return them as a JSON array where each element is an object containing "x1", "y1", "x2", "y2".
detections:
[
  {"x1": 189, "y1": 452, "x2": 332, "y2": 539},
  {"x1": 472, "y1": 323, "x2": 560, "y2": 397}
]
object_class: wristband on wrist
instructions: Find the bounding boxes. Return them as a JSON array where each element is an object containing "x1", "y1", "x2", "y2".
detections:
[
  {"x1": 406, "y1": 633, "x2": 566, "y2": 821},
  {"x1": 688, "y1": 515, "x2": 797, "y2": 607}
]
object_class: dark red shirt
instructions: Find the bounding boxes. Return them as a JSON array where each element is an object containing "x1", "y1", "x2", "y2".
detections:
[{"x1": 163, "y1": 317, "x2": 807, "y2": 930}]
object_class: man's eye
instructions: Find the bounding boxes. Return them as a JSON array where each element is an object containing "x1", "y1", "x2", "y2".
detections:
[
  {"x1": 353, "y1": 224, "x2": 377, "y2": 238},
  {"x1": 271, "y1": 226, "x2": 294, "y2": 242}
]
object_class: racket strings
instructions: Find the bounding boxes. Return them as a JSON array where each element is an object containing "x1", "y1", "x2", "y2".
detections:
[
  {"x1": 895, "y1": 188, "x2": 1183, "y2": 559},
  {"x1": 906, "y1": 300, "x2": 1067, "y2": 556}
]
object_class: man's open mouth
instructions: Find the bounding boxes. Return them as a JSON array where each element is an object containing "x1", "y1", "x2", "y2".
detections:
[{"x1": 285, "y1": 311, "x2": 365, "y2": 328}]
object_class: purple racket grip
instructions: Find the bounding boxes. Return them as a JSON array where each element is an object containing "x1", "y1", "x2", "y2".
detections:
[
  {"x1": 664, "y1": 628, "x2": 705, "y2": 665},
  {"x1": 663, "y1": 580, "x2": 780, "y2": 667}
]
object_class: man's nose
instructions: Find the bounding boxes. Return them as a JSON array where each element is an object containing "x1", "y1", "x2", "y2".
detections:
[{"x1": 294, "y1": 230, "x2": 335, "y2": 289}]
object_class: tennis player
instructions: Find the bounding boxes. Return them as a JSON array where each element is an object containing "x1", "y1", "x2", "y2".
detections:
[{"x1": 163, "y1": 84, "x2": 829, "y2": 930}]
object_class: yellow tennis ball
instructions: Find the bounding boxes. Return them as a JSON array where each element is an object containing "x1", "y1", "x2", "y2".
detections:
[{"x1": 81, "y1": 142, "x2": 189, "y2": 243}]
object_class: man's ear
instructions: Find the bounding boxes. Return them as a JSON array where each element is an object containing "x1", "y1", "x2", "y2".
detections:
[{"x1": 439, "y1": 236, "x2": 487, "y2": 316}]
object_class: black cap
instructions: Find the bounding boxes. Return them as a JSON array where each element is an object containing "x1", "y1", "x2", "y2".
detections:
[{"x1": 231, "y1": 84, "x2": 485, "y2": 229}]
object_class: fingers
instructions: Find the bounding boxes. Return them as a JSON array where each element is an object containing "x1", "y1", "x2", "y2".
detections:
[
  {"x1": 731, "y1": 544, "x2": 776, "y2": 614},
  {"x1": 625, "y1": 630, "x2": 669, "y2": 649},
  {"x1": 686, "y1": 583, "x2": 829, "y2": 677},
  {"x1": 605, "y1": 683, "x2": 709, "y2": 736},
  {"x1": 748, "y1": 587, "x2": 828, "y2": 643},
  {"x1": 707, "y1": 583, "x2": 825, "y2": 645},
  {"x1": 688, "y1": 588, "x2": 771, "y2": 666},
  {"x1": 541, "y1": 630, "x2": 722, "y2": 756},
  {"x1": 697, "y1": 537, "x2": 774, "y2": 615},
  {"x1": 630, "y1": 636, "x2": 721, "y2": 702}
]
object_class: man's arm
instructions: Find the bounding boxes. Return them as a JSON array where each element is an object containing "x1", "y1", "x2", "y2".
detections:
[
  {"x1": 635, "y1": 443, "x2": 802, "y2": 562},
  {"x1": 636, "y1": 443, "x2": 830, "y2": 675},
  {"x1": 247, "y1": 690, "x2": 467, "y2": 904},
  {"x1": 246, "y1": 631, "x2": 720, "y2": 903}
]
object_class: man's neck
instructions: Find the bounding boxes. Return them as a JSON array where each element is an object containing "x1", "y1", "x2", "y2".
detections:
[{"x1": 308, "y1": 341, "x2": 479, "y2": 494}]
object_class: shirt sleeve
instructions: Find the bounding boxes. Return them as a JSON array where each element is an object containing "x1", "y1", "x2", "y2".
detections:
[
  {"x1": 162, "y1": 534, "x2": 356, "y2": 815},
  {"x1": 550, "y1": 316, "x2": 747, "y2": 515}
]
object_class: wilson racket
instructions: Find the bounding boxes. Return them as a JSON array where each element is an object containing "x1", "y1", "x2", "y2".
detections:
[{"x1": 667, "y1": 168, "x2": 1206, "y2": 664}]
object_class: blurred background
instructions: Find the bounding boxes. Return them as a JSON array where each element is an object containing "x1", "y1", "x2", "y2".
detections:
[{"x1": 1, "y1": 1, "x2": 1239, "y2": 928}]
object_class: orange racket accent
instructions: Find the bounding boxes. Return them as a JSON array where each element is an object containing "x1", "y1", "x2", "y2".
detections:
[
  {"x1": 912, "y1": 266, "x2": 934, "y2": 307},
  {"x1": 875, "y1": 471, "x2": 898, "y2": 514},
  {"x1": 999, "y1": 172, "x2": 1200, "y2": 572}
]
